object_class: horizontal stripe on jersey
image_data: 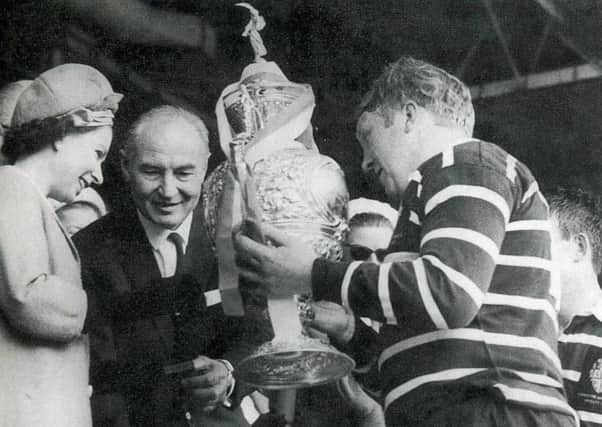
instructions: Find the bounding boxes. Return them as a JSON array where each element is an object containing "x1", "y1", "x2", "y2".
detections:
[
  {"x1": 560, "y1": 311, "x2": 602, "y2": 426},
  {"x1": 312, "y1": 140, "x2": 568, "y2": 423}
]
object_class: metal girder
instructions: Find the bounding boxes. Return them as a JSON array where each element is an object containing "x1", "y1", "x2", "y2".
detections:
[
  {"x1": 530, "y1": 17, "x2": 554, "y2": 73},
  {"x1": 471, "y1": 63, "x2": 602, "y2": 100},
  {"x1": 456, "y1": 32, "x2": 487, "y2": 80},
  {"x1": 532, "y1": 0, "x2": 564, "y2": 21},
  {"x1": 532, "y1": 0, "x2": 602, "y2": 70},
  {"x1": 482, "y1": 0, "x2": 522, "y2": 80}
]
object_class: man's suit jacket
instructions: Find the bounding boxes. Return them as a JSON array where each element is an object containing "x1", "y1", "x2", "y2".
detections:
[{"x1": 74, "y1": 201, "x2": 272, "y2": 427}]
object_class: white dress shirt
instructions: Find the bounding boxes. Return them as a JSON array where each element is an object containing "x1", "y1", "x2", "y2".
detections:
[{"x1": 137, "y1": 211, "x2": 193, "y2": 278}]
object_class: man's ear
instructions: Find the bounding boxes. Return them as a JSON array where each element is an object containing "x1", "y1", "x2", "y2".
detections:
[
  {"x1": 572, "y1": 232, "x2": 591, "y2": 263},
  {"x1": 120, "y1": 148, "x2": 130, "y2": 182},
  {"x1": 403, "y1": 101, "x2": 419, "y2": 133},
  {"x1": 52, "y1": 135, "x2": 68, "y2": 152}
]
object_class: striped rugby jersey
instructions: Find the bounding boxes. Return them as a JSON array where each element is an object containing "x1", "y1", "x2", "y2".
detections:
[
  {"x1": 559, "y1": 299, "x2": 602, "y2": 426},
  {"x1": 312, "y1": 140, "x2": 576, "y2": 425}
]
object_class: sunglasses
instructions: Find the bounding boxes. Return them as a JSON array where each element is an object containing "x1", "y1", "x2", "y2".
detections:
[{"x1": 347, "y1": 244, "x2": 388, "y2": 262}]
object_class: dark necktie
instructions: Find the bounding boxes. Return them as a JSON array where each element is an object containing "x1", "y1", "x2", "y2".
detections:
[
  {"x1": 168, "y1": 232, "x2": 185, "y2": 279},
  {"x1": 167, "y1": 232, "x2": 186, "y2": 320}
]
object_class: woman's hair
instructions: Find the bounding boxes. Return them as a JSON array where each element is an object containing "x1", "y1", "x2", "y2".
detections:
[{"x1": 2, "y1": 116, "x2": 95, "y2": 164}]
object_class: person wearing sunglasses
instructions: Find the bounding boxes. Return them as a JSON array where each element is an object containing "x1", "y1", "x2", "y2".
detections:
[
  {"x1": 347, "y1": 215, "x2": 393, "y2": 263},
  {"x1": 346, "y1": 197, "x2": 396, "y2": 264},
  {"x1": 296, "y1": 199, "x2": 398, "y2": 427}
]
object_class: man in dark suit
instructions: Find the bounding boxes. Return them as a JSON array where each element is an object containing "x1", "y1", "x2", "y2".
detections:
[{"x1": 75, "y1": 105, "x2": 271, "y2": 427}]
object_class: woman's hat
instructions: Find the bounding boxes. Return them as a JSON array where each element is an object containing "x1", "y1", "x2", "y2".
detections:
[
  {"x1": 0, "y1": 80, "x2": 33, "y2": 128},
  {"x1": 11, "y1": 63, "x2": 122, "y2": 128}
]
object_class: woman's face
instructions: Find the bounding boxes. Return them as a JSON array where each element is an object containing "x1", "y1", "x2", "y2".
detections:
[{"x1": 50, "y1": 126, "x2": 113, "y2": 203}]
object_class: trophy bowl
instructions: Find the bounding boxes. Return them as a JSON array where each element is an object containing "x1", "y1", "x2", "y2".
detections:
[{"x1": 236, "y1": 335, "x2": 355, "y2": 389}]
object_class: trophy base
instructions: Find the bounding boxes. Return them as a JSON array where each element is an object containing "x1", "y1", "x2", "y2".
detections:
[{"x1": 236, "y1": 335, "x2": 355, "y2": 389}]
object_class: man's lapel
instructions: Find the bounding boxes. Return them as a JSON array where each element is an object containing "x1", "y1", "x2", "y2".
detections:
[
  {"x1": 116, "y1": 205, "x2": 173, "y2": 349},
  {"x1": 184, "y1": 202, "x2": 217, "y2": 293},
  {"x1": 117, "y1": 206, "x2": 162, "y2": 290}
]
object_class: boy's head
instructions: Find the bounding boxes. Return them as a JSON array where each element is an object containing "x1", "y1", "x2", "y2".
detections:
[{"x1": 548, "y1": 188, "x2": 602, "y2": 325}]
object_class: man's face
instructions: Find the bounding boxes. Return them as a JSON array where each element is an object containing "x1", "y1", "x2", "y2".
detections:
[
  {"x1": 122, "y1": 118, "x2": 209, "y2": 230},
  {"x1": 356, "y1": 108, "x2": 421, "y2": 204}
]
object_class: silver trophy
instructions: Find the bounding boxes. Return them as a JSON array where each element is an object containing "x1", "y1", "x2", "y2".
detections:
[{"x1": 203, "y1": 4, "x2": 354, "y2": 391}]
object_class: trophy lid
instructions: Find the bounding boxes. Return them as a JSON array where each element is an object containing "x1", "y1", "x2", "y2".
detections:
[{"x1": 215, "y1": 4, "x2": 316, "y2": 162}]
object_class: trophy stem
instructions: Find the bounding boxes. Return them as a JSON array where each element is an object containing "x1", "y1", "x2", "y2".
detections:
[
  {"x1": 271, "y1": 389, "x2": 296, "y2": 427},
  {"x1": 268, "y1": 296, "x2": 303, "y2": 341},
  {"x1": 236, "y1": 291, "x2": 355, "y2": 389}
]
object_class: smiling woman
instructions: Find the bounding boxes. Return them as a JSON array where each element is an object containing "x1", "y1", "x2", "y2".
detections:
[
  {"x1": 3, "y1": 66, "x2": 121, "y2": 204},
  {"x1": 0, "y1": 63, "x2": 121, "y2": 427}
]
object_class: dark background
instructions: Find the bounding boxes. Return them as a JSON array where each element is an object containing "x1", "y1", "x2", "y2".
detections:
[{"x1": 2, "y1": 0, "x2": 601, "y2": 207}]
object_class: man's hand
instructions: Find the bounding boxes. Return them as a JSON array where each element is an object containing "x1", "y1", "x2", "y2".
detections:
[
  {"x1": 180, "y1": 356, "x2": 232, "y2": 414},
  {"x1": 233, "y1": 222, "x2": 317, "y2": 298},
  {"x1": 337, "y1": 376, "x2": 385, "y2": 427},
  {"x1": 303, "y1": 301, "x2": 355, "y2": 344}
]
